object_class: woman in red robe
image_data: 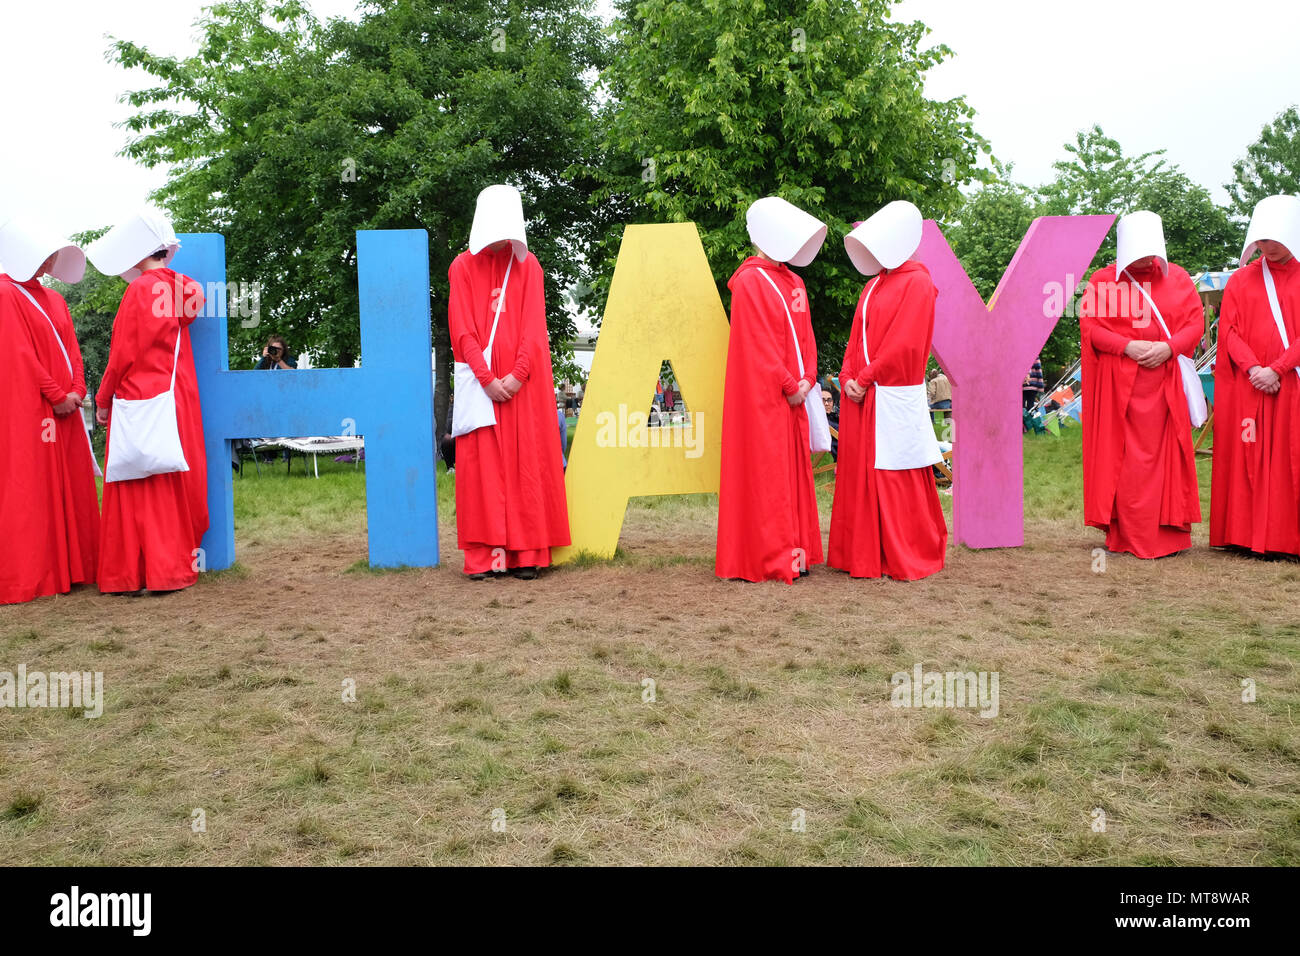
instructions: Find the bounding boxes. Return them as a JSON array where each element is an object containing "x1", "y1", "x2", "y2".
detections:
[
  {"x1": 87, "y1": 211, "x2": 208, "y2": 593},
  {"x1": 1211, "y1": 194, "x2": 1300, "y2": 556},
  {"x1": 829, "y1": 201, "x2": 947, "y2": 580},
  {"x1": 1079, "y1": 211, "x2": 1203, "y2": 558},
  {"x1": 716, "y1": 197, "x2": 826, "y2": 583},
  {"x1": 448, "y1": 185, "x2": 570, "y2": 578},
  {"x1": 0, "y1": 217, "x2": 99, "y2": 603}
]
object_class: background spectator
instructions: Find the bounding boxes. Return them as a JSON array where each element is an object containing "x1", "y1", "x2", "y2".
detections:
[
  {"x1": 256, "y1": 334, "x2": 296, "y2": 370},
  {"x1": 927, "y1": 371, "x2": 952, "y2": 410}
]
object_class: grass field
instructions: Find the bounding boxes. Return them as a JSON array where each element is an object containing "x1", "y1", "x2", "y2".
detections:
[{"x1": 1, "y1": 426, "x2": 1298, "y2": 865}]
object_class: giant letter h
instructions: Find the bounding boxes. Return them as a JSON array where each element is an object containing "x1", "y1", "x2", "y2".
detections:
[{"x1": 173, "y1": 230, "x2": 439, "y2": 571}]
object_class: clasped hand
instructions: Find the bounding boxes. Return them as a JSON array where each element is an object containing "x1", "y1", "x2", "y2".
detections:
[
  {"x1": 1124, "y1": 340, "x2": 1174, "y2": 368},
  {"x1": 487, "y1": 374, "x2": 523, "y2": 402},
  {"x1": 1248, "y1": 365, "x2": 1282, "y2": 394},
  {"x1": 843, "y1": 377, "x2": 868, "y2": 404},
  {"x1": 786, "y1": 379, "x2": 813, "y2": 407},
  {"x1": 51, "y1": 392, "x2": 81, "y2": 417}
]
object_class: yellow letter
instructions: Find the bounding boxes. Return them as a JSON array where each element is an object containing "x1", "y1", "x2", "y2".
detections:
[{"x1": 553, "y1": 223, "x2": 729, "y2": 562}]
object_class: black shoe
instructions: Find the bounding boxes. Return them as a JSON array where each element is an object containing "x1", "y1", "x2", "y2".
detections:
[
  {"x1": 511, "y1": 566, "x2": 538, "y2": 580},
  {"x1": 467, "y1": 572, "x2": 490, "y2": 581}
]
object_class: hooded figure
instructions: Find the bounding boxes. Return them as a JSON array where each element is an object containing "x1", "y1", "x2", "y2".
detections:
[
  {"x1": 1211, "y1": 194, "x2": 1300, "y2": 556},
  {"x1": 448, "y1": 184, "x2": 570, "y2": 579},
  {"x1": 0, "y1": 215, "x2": 100, "y2": 603},
  {"x1": 87, "y1": 209, "x2": 209, "y2": 593},
  {"x1": 715, "y1": 196, "x2": 827, "y2": 583},
  {"x1": 828, "y1": 200, "x2": 947, "y2": 580},
  {"x1": 1079, "y1": 210, "x2": 1203, "y2": 558}
]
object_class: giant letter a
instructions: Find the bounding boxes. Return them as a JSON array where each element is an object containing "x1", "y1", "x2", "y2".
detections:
[{"x1": 553, "y1": 223, "x2": 730, "y2": 562}]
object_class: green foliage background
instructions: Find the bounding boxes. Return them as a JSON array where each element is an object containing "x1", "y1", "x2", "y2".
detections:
[{"x1": 43, "y1": 1, "x2": 1299, "y2": 405}]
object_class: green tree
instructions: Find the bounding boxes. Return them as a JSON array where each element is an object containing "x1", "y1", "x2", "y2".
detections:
[
  {"x1": 1032, "y1": 126, "x2": 1235, "y2": 378},
  {"x1": 592, "y1": 0, "x2": 989, "y2": 357},
  {"x1": 1037, "y1": 125, "x2": 1168, "y2": 267},
  {"x1": 945, "y1": 166, "x2": 1037, "y2": 302},
  {"x1": 112, "y1": 0, "x2": 607, "y2": 436},
  {"x1": 1227, "y1": 105, "x2": 1300, "y2": 221}
]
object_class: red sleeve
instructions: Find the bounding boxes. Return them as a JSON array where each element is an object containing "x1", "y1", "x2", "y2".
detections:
[
  {"x1": 794, "y1": 280, "x2": 816, "y2": 387},
  {"x1": 841, "y1": 281, "x2": 871, "y2": 385},
  {"x1": 1219, "y1": 282, "x2": 1261, "y2": 373},
  {"x1": 1269, "y1": 340, "x2": 1300, "y2": 376},
  {"x1": 856, "y1": 274, "x2": 935, "y2": 388},
  {"x1": 1079, "y1": 278, "x2": 1129, "y2": 356},
  {"x1": 448, "y1": 258, "x2": 493, "y2": 387},
  {"x1": 51, "y1": 295, "x2": 87, "y2": 401},
  {"x1": 8, "y1": 304, "x2": 64, "y2": 405},
  {"x1": 510, "y1": 257, "x2": 546, "y2": 384},
  {"x1": 180, "y1": 277, "x2": 205, "y2": 326},
  {"x1": 1166, "y1": 275, "x2": 1205, "y2": 358},
  {"x1": 732, "y1": 273, "x2": 799, "y2": 396},
  {"x1": 96, "y1": 284, "x2": 142, "y2": 408}
]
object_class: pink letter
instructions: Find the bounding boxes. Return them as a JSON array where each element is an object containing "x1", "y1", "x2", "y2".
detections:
[{"x1": 918, "y1": 215, "x2": 1114, "y2": 548}]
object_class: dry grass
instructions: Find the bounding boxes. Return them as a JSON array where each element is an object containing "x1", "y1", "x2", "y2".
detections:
[{"x1": 1, "y1": 432, "x2": 1298, "y2": 865}]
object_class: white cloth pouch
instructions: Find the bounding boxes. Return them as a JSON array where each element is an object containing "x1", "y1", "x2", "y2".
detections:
[
  {"x1": 452, "y1": 254, "x2": 513, "y2": 438},
  {"x1": 1123, "y1": 269, "x2": 1209, "y2": 428},
  {"x1": 105, "y1": 323, "x2": 188, "y2": 483},
  {"x1": 755, "y1": 267, "x2": 831, "y2": 453}
]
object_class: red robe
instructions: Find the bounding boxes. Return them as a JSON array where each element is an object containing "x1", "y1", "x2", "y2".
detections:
[
  {"x1": 715, "y1": 256, "x2": 822, "y2": 583},
  {"x1": 0, "y1": 275, "x2": 100, "y2": 603},
  {"x1": 828, "y1": 260, "x2": 946, "y2": 580},
  {"x1": 1210, "y1": 255, "x2": 1300, "y2": 555},
  {"x1": 448, "y1": 246, "x2": 570, "y2": 573},
  {"x1": 96, "y1": 268, "x2": 209, "y2": 592},
  {"x1": 1079, "y1": 262, "x2": 1203, "y2": 557}
]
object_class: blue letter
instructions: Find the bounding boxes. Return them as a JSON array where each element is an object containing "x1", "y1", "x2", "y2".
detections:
[{"x1": 174, "y1": 230, "x2": 439, "y2": 570}]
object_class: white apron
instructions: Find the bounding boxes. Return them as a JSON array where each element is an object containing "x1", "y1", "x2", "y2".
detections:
[
  {"x1": 858, "y1": 275, "x2": 943, "y2": 471},
  {"x1": 13, "y1": 283, "x2": 103, "y2": 478}
]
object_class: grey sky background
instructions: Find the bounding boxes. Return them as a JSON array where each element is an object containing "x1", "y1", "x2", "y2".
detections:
[{"x1": 0, "y1": 0, "x2": 1294, "y2": 238}]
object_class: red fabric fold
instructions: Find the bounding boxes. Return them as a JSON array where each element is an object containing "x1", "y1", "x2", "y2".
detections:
[
  {"x1": 0, "y1": 275, "x2": 100, "y2": 603},
  {"x1": 448, "y1": 247, "x2": 570, "y2": 571},
  {"x1": 828, "y1": 261, "x2": 946, "y2": 580},
  {"x1": 716, "y1": 257, "x2": 822, "y2": 583},
  {"x1": 97, "y1": 268, "x2": 209, "y2": 592}
]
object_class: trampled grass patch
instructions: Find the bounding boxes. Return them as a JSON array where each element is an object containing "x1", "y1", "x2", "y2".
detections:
[{"x1": 1, "y1": 430, "x2": 1297, "y2": 865}]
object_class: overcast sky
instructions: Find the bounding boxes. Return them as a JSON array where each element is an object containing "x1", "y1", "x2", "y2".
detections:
[{"x1": 1, "y1": 0, "x2": 1295, "y2": 238}]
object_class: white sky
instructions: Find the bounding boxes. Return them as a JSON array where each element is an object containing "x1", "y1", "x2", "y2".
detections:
[{"x1": 0, "y1": 0, "x2": 1294, "y2": 237}]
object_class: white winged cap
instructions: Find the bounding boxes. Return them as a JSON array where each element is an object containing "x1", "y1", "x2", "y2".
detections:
[
  {"x1": 1116, "y1": 210, "x2": 1169, "y2": 276},
  {"x1": 0, "y1": 215, "x2": 86, "y2": 283},
  {"x1": 1241, "y1": 194, "x2": 1300, "y2": 267},
  {"x1": 85, "y1": 209, "x2": 181, "y2": 282},
  {"x1": 844, "y1": 200, "x2": 923, "y2": 276},
  {"x1": 469, "y1": 184, "x2": 528, "y2": 261},
  {"x1": 745, "y1": 197, "x2": 827, "y2": 267}
]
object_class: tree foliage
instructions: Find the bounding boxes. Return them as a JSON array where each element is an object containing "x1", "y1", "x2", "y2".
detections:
[
  {"x1": 950, "y1": 128, "x2": 1236, "y2": 381},
  {"x1": 592, "y1": 0, "x2": 989, "y2": 359},
  {"x1": 113, "y1": 0, "x2": 607, "y2": 433},
  {"x1": 1227, "y1": 105, "x2": 1300, "y2": 221}
]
